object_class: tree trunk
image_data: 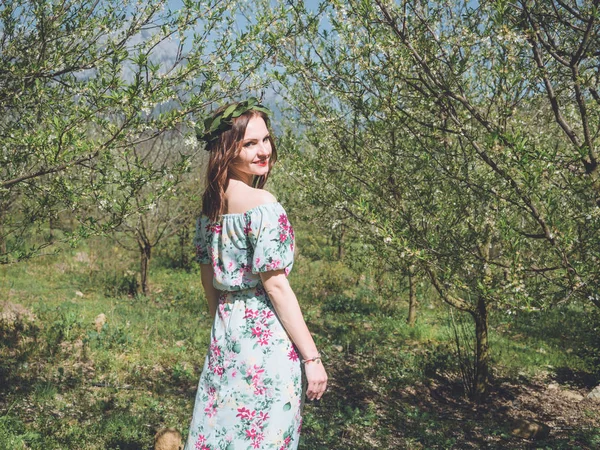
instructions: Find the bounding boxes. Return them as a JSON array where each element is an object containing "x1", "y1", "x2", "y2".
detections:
[
  {"x1": 0, "y1": 220, "x2": 5, "y2": 256},
  {"x1": 407, "y1": 266, "x2": 417, "y2": 326},
  {"x1": 179, "y1": 227, "x2": 189, "y2": 268},
  {"x1": 48, "y1": 215, "x2": 54, "y2": 241},
  {"x1": 140, "y1": 242, "x2": 152, "y2": 295},
  {"x1": 337, "y1": 224, "x2": 344, "y2": 260},
  {"x1": 472, "y1": 295, "x2": 490, "y2": 403}
]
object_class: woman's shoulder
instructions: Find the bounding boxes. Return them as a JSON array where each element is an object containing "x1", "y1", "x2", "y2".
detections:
[{"x1": 227, "y1": 186, "x2": 278, "y2": 215}]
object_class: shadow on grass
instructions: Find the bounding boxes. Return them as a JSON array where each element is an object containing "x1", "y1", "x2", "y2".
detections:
[
  {"x1": 303, "y1": 353, "x2": 600, "y2": 449},
  {"x1": 299, "y1": 291, "x2": 600, "y2": 449}
]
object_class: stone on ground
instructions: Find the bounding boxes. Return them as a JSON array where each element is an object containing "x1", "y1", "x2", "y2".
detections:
[
  {"x1": 510, "y1": 419, "x2": 550, "y2": 440},
  {"x1": 154, "y1": 428, "x2": 183, "y2": 450}
]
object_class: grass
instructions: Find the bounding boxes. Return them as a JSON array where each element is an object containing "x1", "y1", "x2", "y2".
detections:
[{"x1": 1, "y1": 236, "x2": 599, "y2": 449}]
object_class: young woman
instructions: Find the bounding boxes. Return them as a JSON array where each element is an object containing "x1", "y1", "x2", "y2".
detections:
[{"x1": 184, "y1": 99, "x2": 327, "y2": 450}]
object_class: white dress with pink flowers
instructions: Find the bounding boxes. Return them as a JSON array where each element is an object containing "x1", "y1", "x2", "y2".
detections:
[{"x1": 184, "y1": 202, "x2": 303, "y2": 450}]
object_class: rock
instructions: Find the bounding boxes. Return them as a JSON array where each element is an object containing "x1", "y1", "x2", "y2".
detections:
[
  {"x1": 333, "y1": 345, "x2": 344, "y2": 352},
  {"x1": 0, "y1": 302, "x2": 37, "y2": 337},
  {"x1": 75, "y1": 291, "x2": 84, "y2": 298},
  {"x1": 560, "y1": 389, "x2": 584, "y2": 402},
  {"x1": 94, "y1": 313, "x2": 106, "y2": 332},
  {"x1": 547, "y1": 383, "x2": 559, "y2": 391},
  {"x1": 154, "y1": 428, "x2": 183, "y2": 450},
  {"x1": 587, "y1": 385, "x2": 600, "y2": 401},
  {"x1": 1, "y1": 302, "x2": 36, "y2": 325},
  {"x1": 510, "y1": 419, "x2": 550, "y2": 440}
]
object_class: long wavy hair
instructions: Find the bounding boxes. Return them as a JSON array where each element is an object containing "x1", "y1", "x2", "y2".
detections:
[{"x1": 201, "y1": 108, "x2": 277, "y2": 222}]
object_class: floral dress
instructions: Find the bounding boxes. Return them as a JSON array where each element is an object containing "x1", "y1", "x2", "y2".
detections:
[{"x1": 184, "y1": 202, "x2": 303, "y2": 450}]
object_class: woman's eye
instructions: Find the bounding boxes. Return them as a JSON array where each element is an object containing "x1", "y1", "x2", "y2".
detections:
[
  {"x1": 243, "y1": 141, "x2": 254, "y2": 147},
  {"x1": 263, "y1": 136, "x2": 270, "y2": 142}
]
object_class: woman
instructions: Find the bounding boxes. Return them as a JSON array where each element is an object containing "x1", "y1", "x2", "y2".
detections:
[{"x1": 184, "y1": 98, "x2": 327, "y2": 450}]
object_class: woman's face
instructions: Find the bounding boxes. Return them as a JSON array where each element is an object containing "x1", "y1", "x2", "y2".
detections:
[{"x1": 231, "y1": 116, "x2": 272, "y2": 184}]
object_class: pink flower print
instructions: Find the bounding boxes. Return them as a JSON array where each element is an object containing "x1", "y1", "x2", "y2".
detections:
[
  {"x1": 236, "y1": 407, "x2": 256, "y2": 420},
  {"x1": 212, "y1": 365, "x2": 224, "y2": 376},
  {"x1": 258, "y1": 335, "x2": 269, "y2": 346},
  {"x1": 266, "y1": 260, "x2": 281, "y2": 271},
  {"x1": 278, "y1": 214, "x2": 288, "y2": 227},
  {"x1": 204, "y1": 401, "x2": 217, "y2": 418},
  {"x1": 280, "y1": 232, "x2": 287, "y2": 243},
  {"x1": 285, "y1": 267, "x2": 291, "y2": 277},
  {"x1": 251, "y1": 326, "x2": 262, "y2": 337},
  {"x1": 253, "y1": 382, "x2": 266, "y2": 395},
  {"x1": 210, "y1": 339, "x2": 221, "y2": 357},
  {"x1": 206, "y1": 223, "x2": 222, "y2": 234},
  {"x1": 218, "y1": 303, "x2": 230, "y2": 320},
  {"x1": 260, "y1": 309, "x2": 274, "y2": 320},
  {"x1": 262, "y1": 329, "x2": 273, "y2": 339},
  {"x1": 243, "y1": 221, "x2": 252, "y2": 235},
  {"x1": 246, "y1": 428, "x2": 258, "y2": 440},
  {"x1": 244, "y1": 308, "x2": 258, "y2": 320},
  {"x1": 258, "y1": 411, "x2": 269, "y2": 425},
  {"x1": 227, "y1": 260, "x2": 234, "y2": 270},
  {"x1": 255, "y1": 257, "x2": 261, "y2": 267},
  {"x1": 288, "y1": 347, "x2": 299, "y2": 362},
  {"x1": 252, "y1": 437, "x2": 263, "y2": 448},
  {"x1": 194, "y1": 435, "x2": 208, "y2": 450},
  {"x1": 246, "y1": 364, "x2": 265, "y2": 380}
]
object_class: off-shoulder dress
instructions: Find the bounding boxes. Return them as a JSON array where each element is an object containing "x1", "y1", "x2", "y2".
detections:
[{"x1": 184, "y1": 202, "x2": 303, "y2": 450}]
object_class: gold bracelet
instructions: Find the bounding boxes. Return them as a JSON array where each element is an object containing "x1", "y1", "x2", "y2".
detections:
[{"x1": 301, "y1": 354, "x2": 322, "y2": 364}]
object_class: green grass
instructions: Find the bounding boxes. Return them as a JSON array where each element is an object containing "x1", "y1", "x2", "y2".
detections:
[{"x1": 1, "y1": 239, "x2": 599, "y2": 449}]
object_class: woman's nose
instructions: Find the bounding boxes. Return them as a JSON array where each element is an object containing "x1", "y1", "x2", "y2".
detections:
[{"x1": 258, "y1": 140, "x2": 270, "y2": 154}]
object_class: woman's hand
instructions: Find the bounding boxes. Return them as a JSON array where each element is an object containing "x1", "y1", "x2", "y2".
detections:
[{"x1": 304, "y1": 360, "x2": 328, "y2": 401}]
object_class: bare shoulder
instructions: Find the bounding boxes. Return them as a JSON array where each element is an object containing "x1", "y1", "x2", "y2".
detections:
[
  {"x1": 226, "y1": 185, "x2": 277, "y2": 214},
  {"x1": 251, "y1": 188, "x2": 277, "y2": 205}
]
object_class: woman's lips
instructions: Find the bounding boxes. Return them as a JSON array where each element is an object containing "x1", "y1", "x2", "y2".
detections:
[{"x1": 254, "y1": 159, "x2": 269, "y2": 167}]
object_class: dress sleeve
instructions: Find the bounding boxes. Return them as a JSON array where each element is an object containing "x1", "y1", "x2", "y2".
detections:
[
  {"x1": 247, "y1": 203, "x2": 295, "y2": 275},
  {"x1": 193, "y1": 216, "x2": 211, "y2": 264}
]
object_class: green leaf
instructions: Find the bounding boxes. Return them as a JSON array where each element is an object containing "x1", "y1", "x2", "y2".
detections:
[
  {"x1": 223, "y1": 103, "x2": 238, "y2": 118},
  {"x1": 283, "y1": 402, "x2": 291, "y2": 411}
]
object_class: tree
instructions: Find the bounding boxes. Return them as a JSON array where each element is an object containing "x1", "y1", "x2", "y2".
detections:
[
  {"x1": 0, "y1": 0, "x2": 272, "y2": 263},
  {"x1": 109, "y1": 128, "x2": 203, "y2": 295},
  {"x1": 257, "y1": 0, "x2": 600, "y2": 401}
]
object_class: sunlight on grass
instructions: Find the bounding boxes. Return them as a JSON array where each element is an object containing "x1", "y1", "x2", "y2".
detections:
[{"x1": 1, "y1": 240, "x2": 599, "y2": 449}]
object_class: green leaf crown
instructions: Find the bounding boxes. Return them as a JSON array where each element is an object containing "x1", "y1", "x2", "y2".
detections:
[{"x1": 196, "y1": 97, "x2": 271, "y2": 147}]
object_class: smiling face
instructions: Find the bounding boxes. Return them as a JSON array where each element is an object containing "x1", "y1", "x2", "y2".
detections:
[{"x1": 230, "y1": 115, "x2": 273, "y2": 185}]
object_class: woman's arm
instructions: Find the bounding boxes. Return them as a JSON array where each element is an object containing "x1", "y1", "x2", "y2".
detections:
[
  {"x1": 260, "y1": 270, "x2": 328, "y2": 401},
  {"x1": 200, "y1": 263, "x2": 219, "y2": 318}
]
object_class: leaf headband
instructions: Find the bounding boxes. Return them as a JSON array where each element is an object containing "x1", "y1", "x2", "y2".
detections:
[{"x1": 196, "y1": 97, "x2": 271, "y2": 147}]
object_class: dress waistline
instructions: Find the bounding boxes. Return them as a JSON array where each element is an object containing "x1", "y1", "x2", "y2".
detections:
[{"x1": 217, "y1": 284, "x2": 269, "y2": 303}]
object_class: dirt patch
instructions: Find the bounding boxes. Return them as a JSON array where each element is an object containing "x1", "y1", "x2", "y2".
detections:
[{"x1": 394, "y1": 374, "x2": 600, "y2": 448}]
